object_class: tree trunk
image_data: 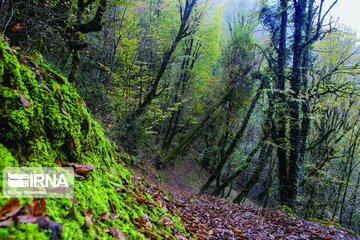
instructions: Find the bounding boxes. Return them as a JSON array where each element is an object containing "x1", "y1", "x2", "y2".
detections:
[
  {"x1": 159, "y1": 94, "x2": 229, "y2": 168},
  {"x1": 135, "y1": 0, "x2": 198, "y2": 117},
  {"x1": 200, "y1": 78, "x2": 266, "y2": 192},
  {"x1": 209, "y1": 139, "x2": 263, "y2": 196},
  {"x1": 348, "y1": 172, "x2": 360, "y2": 226},
  {"x1": 162, "y1": 38, "x2": 201, "y2": 149},
  {"x1": 233, "y1": 144, "x2": 273, "y2": 204},
  {"x1": 286, "y1": 0, "x2": 306, "y2": 209},
  {"x1": 275, "y1": 0, "x2": 289, "y2": 205}
]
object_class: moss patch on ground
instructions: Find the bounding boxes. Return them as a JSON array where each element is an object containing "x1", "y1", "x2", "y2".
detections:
[{"x1": 0, "y1": 39, "x2": 189, "y2": 239}]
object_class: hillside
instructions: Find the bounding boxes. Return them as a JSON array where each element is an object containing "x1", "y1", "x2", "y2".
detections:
[
  {"x1": 0, "y1": 38, "x2": 359, "y2": 240},
  {"x1": 1, "y1": 0, "x2": 360, "y2": 237},
  {"x1": 0, "y1": 39, "x2": 188, "y2": 239}
]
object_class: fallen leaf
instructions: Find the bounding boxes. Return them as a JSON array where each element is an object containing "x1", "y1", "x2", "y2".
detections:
[
  {"x1": 0, "y1": 198, "x2": 62, "y2": 239},
  {"x1": 11, "y1": 45, "x2": 21, "y2": 51},
  {"x1": 99, "y1": 212, "x2": 109, "y2": 221},
  {"x1": 159, "y1": 216, "x2": 173, "y2": 226},
  {"x1": 55, "y1": 159, "x2": 62, "y2": 166},
  {"x1": 84, "y1": 215, "x2": 93, "y2": 227},
  {"x1": 71, "y1": 197, "x2": 79, "y2": 204},
  {"x1": 19, "y1": 93, "x2": 31, "y2": 108},
  {"x1": 0, "y1": 218, "x2": 13, "y2": 227},
  {"x1": 64, "y1": 162, "x2": 95, "y2": 177},
  {"x1": 35, "y1": 68, "x2": 46, "y2": 80},
  {"x1": 17, "y1": 215, "x2": 37, "y2": 223},
  {"x1": 39, "y1": 83, "x2": 52, "y2": 93},
  {"x1": 56, "y1": 87, "x2": 64, "y2": 101},
  {"x1": 109, "y1": 227, "x2": 126, "y2": 240},
  {"x1": 311, "y1": 231, "x2": 319, "y2": 236},
  {"x1": 139, "y1": 228, "x2": 157, "y2": 238},
  {"x1": 30, "y1": 198, "x2": 46, "y2": 217},
  {"x1": 61, "y1": 106, "x2": 70, "y2": 116},
  {"x1": 141, "y1": 214, "x2": 152, "y2": 229},
  {"x1": 175, "y1": 234, "x2": 188, "y2": 240},
  {"x1": 74, "y1": 165, "x2": 95, "y2": 176},
  {"x1": 0, "y1": 198, "x2": 21, "y2": 218},
  {"x1": 4, "y1": 205, "x2": 23, "y2": 218},
  {"x1": 48, "y1": 70, "x2": 65, "y2": 84},
  {"x1": 11, "y1": 23, "x2": 25, "y2": 32},
  {"x1": 83, "y1": 208, "x2": 93, "y2": 227},
  {"x1": 108, "y1": 200, "x2": 117, "y2": 215},
  {"x1": 19, "y1": 57, "x2": 27, "y2": 64},
  {"x1": 136, "y1": 196, "x2": 147, "y2": 204}
]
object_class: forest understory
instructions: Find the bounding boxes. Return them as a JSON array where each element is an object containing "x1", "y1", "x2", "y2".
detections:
[{"x1": 0, "y1": 0, "x2": 360, "y2": 239}]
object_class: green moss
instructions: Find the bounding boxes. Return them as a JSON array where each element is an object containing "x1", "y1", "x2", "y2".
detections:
[
  {"x1": 0, "y1": 223, "x2": 50, "y2": 240},
  {"x1": 0, "y1": 143, "x2": 19, "y2": 206},
  {"x1": 276, "y1": 205, "x2": 295, "y2": 218},
  {"x1": 0, "y1": 41, "x2": 189, "y2": 239},
  {"x1": 307, "y1": 218, "x2": 341, "y2": 227},
  {"x1": 0, "y1": 143, "x2": 18, "y2": 168}
]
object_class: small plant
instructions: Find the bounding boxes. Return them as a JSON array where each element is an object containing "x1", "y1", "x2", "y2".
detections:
[{"x1": 276, "y1": 205, "x2": 295, "y2": 218}]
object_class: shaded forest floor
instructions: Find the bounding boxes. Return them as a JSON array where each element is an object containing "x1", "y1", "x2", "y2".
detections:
[
  {"x1": 133, "y1": 157, "x2": 360, "y2": 240},
  {"x1": 170, "y1": 194, "x2": 358, "y2": 239}
]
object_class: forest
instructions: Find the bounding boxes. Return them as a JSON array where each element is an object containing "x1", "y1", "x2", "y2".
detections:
[{"x1": 0, "y1": 0, "x2": 359, "y2": 239}]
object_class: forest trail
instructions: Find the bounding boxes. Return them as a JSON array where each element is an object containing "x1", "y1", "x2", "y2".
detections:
[
  {"x1": 134, "y1": 161, "x2": 359, "y2": 240},
  {"x1": 169, "y1": 194, "x2": 359, "y2": 240},
  {"x1": 134, "y1": 156, "x2": 208, "y2": 195},
  {"x1": 140, "y1": 173, "x2": 359, "y2": 240},
  {"x1": 1, "y1": 0, "x2": 360, "y2": 237}
]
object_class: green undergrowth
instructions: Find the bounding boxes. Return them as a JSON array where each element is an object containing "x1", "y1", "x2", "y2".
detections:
[
  {"x1": 307, "y1": 217, "x2": 341, "y2": 227},
  {"x1": 275, "y1": 205, "x2": 295, "y2": 218},
  {"x1": 0, "y1": 39, "x2": 188, "y2": 239}
]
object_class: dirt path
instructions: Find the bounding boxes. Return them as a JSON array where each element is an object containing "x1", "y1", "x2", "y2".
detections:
[
  {"x1": 168, "y1": 194, "x2": 359, "y2": 240},
  {"x1": 134, "y1": 162, "x2": 359, "y2": 240}
]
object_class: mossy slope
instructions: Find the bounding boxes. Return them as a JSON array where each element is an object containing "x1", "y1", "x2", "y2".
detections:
[{"x1": 0, "y1": 39, "x2": 188, "y2": 239}]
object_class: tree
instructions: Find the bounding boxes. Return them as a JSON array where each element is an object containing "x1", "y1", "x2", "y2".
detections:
[
  {"x1": 0, "y1": 0, "x2": 108, "y2": 82},
  {"x1": 260, "y1": 0, "x2": 339, "y2": 209},
  {"x1": 134, "y1": 0, "x2": 203, "y2": 117}
]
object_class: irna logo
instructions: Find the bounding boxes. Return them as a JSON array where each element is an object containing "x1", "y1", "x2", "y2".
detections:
[
  {"x1": 2, "y1": 167, "x2": 74, "y2": 198},
  {"x1": 7, "y1": 173, "x2": 69, "y2": 188}
]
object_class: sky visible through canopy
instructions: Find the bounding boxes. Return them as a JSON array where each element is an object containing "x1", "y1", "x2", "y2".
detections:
[
  {"x1": 319, "y1": 0, "x2": 360, "y2": 35},
  {"x1": 326, "y1": 0, "x2": 360, "y2": 36},
  {"x1": 253, "y1": 0, "x2": 360, "y2": 35}
]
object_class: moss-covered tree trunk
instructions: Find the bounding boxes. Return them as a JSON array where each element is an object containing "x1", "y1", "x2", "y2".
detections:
[{"x1": 275, "y1": 0, "x2": 289, "y2": 206}]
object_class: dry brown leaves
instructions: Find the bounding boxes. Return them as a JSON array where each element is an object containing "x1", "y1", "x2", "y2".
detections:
[
  {"x1": 166, "y1": 194, "x2": 359, "y2": 240},
  {"x1": 0, "y1": 198, "x2": 62, "y2": 239}
]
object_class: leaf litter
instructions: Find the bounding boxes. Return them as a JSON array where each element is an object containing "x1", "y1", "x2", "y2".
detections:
[{"x1": 166, "y1": 194, "x2": 359, "y2": 240}]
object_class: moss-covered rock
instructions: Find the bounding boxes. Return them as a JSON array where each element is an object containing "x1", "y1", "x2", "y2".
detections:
[{"x1": 0, "y1": 40, "x2": 188, "y2": 239}]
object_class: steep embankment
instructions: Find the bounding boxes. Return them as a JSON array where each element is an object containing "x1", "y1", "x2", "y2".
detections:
[{"x1": 0, "y1": 39, "x2": 188, "y2": 239}]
